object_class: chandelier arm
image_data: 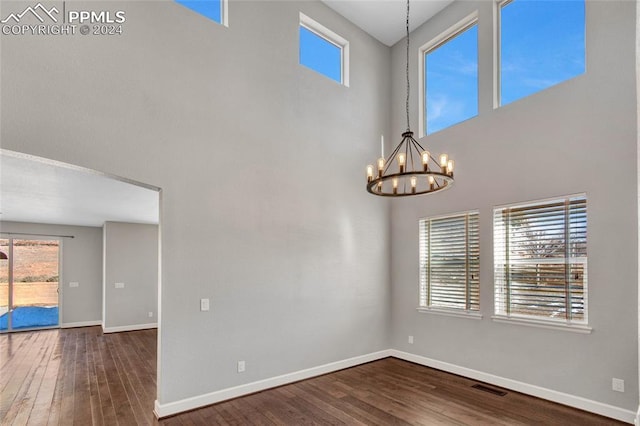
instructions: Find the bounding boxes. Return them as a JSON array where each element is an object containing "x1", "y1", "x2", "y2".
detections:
[
  {"x1": 410, "y1": 136, "x2": 426, "y2": 153},
  {"x1": 408, "y1": 138, "x2": 422, "y2": 155}
]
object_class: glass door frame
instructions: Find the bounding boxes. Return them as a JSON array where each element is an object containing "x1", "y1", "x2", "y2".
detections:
[{"x1": 0, "y1": 235, "x2": 62, "y2": 333}]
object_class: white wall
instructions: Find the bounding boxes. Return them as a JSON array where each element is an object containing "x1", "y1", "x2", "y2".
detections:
[
  {"x1": 390, "y1": 0, "x2": 638, "y2": 413},
  {"x1": 103, "y1": 222, "x2": 158, "y2": 331},
  {"x1": 0, "y1": 221, "x2": 103, "y2": 326},
  {"x1": 1, "y1": 0, "x2": 391, "y2": 406}
]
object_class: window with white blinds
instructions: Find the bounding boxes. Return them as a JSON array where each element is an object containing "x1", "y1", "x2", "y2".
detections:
[
  {"x1": 494, "y1": 195, "x2": 587, "y2": 324},
  {"x1": 419, "y1": 211, "x2": 480, "y2": 311}
]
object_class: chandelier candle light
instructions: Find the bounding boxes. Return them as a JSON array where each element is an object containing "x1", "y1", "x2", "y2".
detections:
[{"x1": 366, "y1": 0, "x2": 455, "y2": 197}]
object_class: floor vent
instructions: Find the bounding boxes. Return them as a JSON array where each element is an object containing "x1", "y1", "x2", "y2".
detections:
[{"x1": 471, "y1": 384, "x2": 507, "y2": 396}]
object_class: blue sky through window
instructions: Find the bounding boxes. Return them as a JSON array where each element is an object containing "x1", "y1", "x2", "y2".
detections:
[
  {"x1": 299, "y1": 26, "x2": 342, "y2": 84},
  {"x1": 425, "y1": 24, "x2": 478, "y2": 135},
  {"x1": 175, "y1": 0, "x2": 222, "y2": 24},
  {"x1": 501, "y1": 0, "x2": 585, "y2": 105}
]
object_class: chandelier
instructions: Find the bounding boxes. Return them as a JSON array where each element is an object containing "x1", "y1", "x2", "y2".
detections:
[{"x1": 366, "y1": 0, "x2": 455, "y2": 197}]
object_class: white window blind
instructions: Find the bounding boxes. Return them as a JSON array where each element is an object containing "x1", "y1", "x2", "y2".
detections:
[
  {"x1": 419, "y1": 211, "x2": 479, "y2": 311},
  {"x1": 494, "y1": 195, "x2": 587, "y2": 323}
]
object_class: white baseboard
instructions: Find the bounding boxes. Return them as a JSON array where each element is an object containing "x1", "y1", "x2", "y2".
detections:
[
  {"x1": 153, "y1": 349, "x2": 392, "y2": 418},
  {"x1": 634, "y1": 405, "x2": 640, "y2": 425},
  {"x1": 102, "y1": 323, "x2": 157, "y2": 334},
  {"x1": 390, "y1": 350, "x2": 636, "y2": 424},
  {"x1": 61, "y1": 320, "x2": 102, "y2": 329}
]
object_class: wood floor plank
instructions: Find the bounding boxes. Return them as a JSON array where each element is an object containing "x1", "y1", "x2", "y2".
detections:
[
  {"x1": 85, "y1": 330, "x2": 105, "y2": 426},
  {"x1": 11, "y1": 331, "x2": 57, "y2": 425},
  {"x1": 92, "y1": 332, "x2": 118, "y2": 426},
  {"x1": 114, "y1": 332, "x2": 155, "y2": 425},
  {"x1": 102, "y1": 333, "x2": 139, "y2": 425},
  {"x1": 0, "y1": 332, "x2": 33, "y2": 390},
  {"x1": 0, "y1": 331, "x2": 39, "y2": 399},
  {"x1": 27, "y1": 332, "x2": 65, "y2": 425},
  {"x1": 57, "y1": 328, "x2": 78, "y2": 424},
  {"x1": 45, "y1": 332, "x2": 67, "y2": 426},
  {"x1": 70, "y1": 329, "x2": 92, "y2": 425},
  {"x1": 2, "y1": 330, "x2": 54, "y2": 425}
]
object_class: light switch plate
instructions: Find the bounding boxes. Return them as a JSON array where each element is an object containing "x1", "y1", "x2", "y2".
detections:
[
  {"x1": 115, "y1": 282, "x2": 125, "y2": 289},
  {"x1": 200, "y1": 298, "x2": 210, "y2": 311},
  {"x1": 69, "y1": 282, "x2": 79, "y2": 288}
]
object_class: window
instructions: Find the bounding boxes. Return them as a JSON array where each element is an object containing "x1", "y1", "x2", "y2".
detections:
[
  {"x1": 299, "y1": 13, "x2": 349, "y2": 86},
  {"x1": 420, "y1": 13, "x2": 478, "y2": 136},
  {"x1": 494, "y1": 195, "x2": 588, "y2": 328},
  {"x1": 419, "y1": 211, "x2": 480, "y2": 314},
  {"x1": 175, "y1": 0, "x2": 226, "y2": 26},
  {"x1": 498, "y1": 0, "x2": 585, "y2": 106}
]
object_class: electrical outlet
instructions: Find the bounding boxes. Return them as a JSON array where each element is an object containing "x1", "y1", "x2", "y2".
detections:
[
  {"x1": 114, "y1": 282, "x2": 125, "y2": 289},
  {"x1": 69, "y1": 282, "x2": 79, "y2": 288},
  {"x1": 148, "y1": 312, "x2": 153, "y2": 318},
  {"x1": 612, "y1": 378, "x2": 624, "y2": 392},
  {"x1": 408, "y1": 335, "x2": 414, "y2": 344},
  {"x1": 237, "y1": 361, "x2": 245, "y2": 373},
  {"x1": 200, "y1": 298, "x2": 210, "y2": 312}
]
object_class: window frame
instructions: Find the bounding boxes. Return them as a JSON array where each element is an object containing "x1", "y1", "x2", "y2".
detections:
[
  {"x1": 418, "y1": 11, "x2": 479, "y2": 138},
  {"x1": 299, "y1": 13, "x2": 350, "y2": 87},
  {"x1": 418, "y1": 210, "x2": 482, "y2": 320},
  {"x1": 175, "y1": 0, "x2": 228, "y2": 26},
  {"x1": 221, "y1": 0, "x2": 228, "y2": 27},
  {"x1": 492, "y1": 194, "x2": 592, "y2": 334},
  {"x1": 493, "y1": 0, "x2": 586, "y2": 108}
]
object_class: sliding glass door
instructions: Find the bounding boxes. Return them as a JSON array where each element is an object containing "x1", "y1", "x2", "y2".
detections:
[{"x1": 0, "y1": 238, "x2": 60, "y2": 332}]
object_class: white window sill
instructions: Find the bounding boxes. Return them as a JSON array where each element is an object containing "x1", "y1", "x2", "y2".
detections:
[
  {"x1": 491, "y1": 315, "x2": 592, "y2": 334},
  {"x1": 417, "y1": 307, "x2": 483, "y2": 320}
]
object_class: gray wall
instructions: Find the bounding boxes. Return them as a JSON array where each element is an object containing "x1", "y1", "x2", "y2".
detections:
[
  {"x1": 390, "y1": 0, "x2": 638, "y2": 411},
  {"x1": 1, "y1": 0, "x2": 391, "y2": 404},
  {"x1": 0, "y1": 221, "x2": 103, "y2": 325},
  {"x1": 103, "y1": 222, "x2": 158, "y2": 329}
]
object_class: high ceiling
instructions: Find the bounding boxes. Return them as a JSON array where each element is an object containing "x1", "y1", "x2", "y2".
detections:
[
  {"x1": 0, "y1": 151, "x2": 159, "y2": 228},
  {"x1": 321, "y1": 0, "x2": 455, "y2": 46}
]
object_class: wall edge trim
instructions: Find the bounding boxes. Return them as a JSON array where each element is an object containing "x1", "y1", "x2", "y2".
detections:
[
  {"x1": 102, "y1": 323, "x2": 157, "y2": 334},
  {"x1": 61, "y1": 320, "x2": 102, "y2": 329}
]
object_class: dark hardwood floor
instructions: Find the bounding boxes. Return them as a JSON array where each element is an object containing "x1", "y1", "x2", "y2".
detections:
[{"x1": 0, "y1": 326, "x2": 627, "y2": 425}]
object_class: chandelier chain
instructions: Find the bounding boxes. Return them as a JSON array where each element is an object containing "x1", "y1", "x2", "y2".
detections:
[{"x1": 405, "y1": 0, "x2": 410, "y2": 132}]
